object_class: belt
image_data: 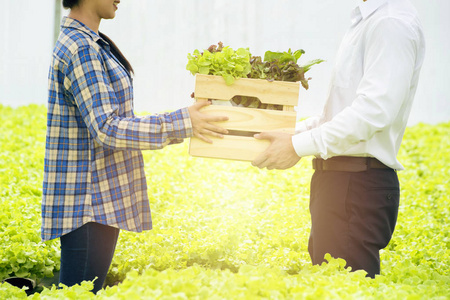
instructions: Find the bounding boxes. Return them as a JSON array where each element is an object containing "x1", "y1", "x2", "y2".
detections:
[{"x1": 312, "y1": 156, "x2": 392, "y2": 172}]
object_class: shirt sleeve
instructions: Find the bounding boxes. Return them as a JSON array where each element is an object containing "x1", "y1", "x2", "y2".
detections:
[
  {"x1": 66, "y1": 45, "x2": 193, "y2": 150},
  {"x1": 295, "y1": 115, "x2": 323, "y2": 134},
  {"x1": 292, "y1": 17, "x2": 418, "y2": 158}
]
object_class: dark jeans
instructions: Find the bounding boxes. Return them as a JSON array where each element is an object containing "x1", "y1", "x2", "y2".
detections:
[
  {"x1": 59, "y1": 222, "x2": 120, "y2": 294},
  {"x1": 308, "y1": 168, "x2": 399, "y2": 278}
]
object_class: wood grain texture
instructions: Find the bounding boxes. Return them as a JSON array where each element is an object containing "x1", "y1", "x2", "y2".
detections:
[
  {"x1": 194, "y1": 74, "x2": 300, "y2": 106},
  {"x1": 197, "y1": 105, "x2": 296, "y2": 133},
  {"x1": 189, "y1": 135, "x2": 270, "y2": 161},
  {"x1": 190, "y1": 74, "x2": 299, "y2": 161}
]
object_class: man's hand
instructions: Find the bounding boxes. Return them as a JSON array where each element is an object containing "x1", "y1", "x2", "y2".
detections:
[
  {"x1": 252, "y1": 132, "x2": 301, "y2": 170},
  {"x1": 188, "y1": 101, "x2": 229, "y2": 143}
]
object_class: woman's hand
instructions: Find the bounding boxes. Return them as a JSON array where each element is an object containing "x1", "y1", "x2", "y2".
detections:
[{"x1": 188, "y1": 101, "x2": 229, "y2": 143}]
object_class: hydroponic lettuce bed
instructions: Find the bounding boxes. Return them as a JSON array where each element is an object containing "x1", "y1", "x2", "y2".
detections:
[{"x1": 0, "y1": 105, "x2": 448, "y2": 299}]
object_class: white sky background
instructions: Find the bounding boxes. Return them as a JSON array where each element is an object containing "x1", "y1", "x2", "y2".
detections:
[{"x1": 0, "y1": 0, "x2": 449, "y2": 125}]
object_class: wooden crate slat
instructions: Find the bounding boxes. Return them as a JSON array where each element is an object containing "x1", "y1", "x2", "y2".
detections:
[
  {"x1": 198, "y1": 106, "x2": 296, "y2": 133},
  {"x1": 189, "y1": 74, "x2": 300, "y2": 161},
  {"x1": 189, "y1": 135, "x2": 270, "y2": 161},
  {"x1": 194, "y1": 74, "x2": 299, "y2": 106}
]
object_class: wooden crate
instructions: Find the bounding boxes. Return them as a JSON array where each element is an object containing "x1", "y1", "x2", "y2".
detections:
[{"x1": 189, "y1": 74, "x2": 299, "y2": 161}]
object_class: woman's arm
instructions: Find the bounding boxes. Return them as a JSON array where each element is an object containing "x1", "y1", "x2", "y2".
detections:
[{"x1": 67, "y1": 45, "x2": 226, "y2": 150}]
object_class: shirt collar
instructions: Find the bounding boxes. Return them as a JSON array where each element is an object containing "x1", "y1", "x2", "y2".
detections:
[
  {"x1": 350, "y1": 0, "x2": 388, "y2": 25},
  {"x1": 61, "y1": 16, "x2": 108, "y2": 47},
  {"x1": 359, "y1": 0, "x2": 388, "y2": 19}
]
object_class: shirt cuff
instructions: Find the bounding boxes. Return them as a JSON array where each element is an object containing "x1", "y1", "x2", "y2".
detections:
[
  {"x1": 170, "y1": 107, "x2": 193, "y2": 139},
  {"x1": 291, "y1": 131, "x2": 318, "y2": 157}
]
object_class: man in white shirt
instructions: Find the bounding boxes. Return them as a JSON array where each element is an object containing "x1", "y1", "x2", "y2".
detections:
[{"x1": 252, "y1": 0, "x2": 425, "y2": 278}]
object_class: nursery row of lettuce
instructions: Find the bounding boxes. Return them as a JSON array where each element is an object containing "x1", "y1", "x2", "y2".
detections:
[{"x1": 0, "y1": 104, "x2": 448, "y2": 299}]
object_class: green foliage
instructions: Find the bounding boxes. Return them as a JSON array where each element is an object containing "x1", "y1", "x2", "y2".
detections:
[
  {"x1": 186, "y1": 42, "x2": 252, "y2": 85},
  {"x1": 0, "y1": 105, "x2": 60, "y2": 283},
  {"x1": 28, "y1": 282, "x2": 95, "y2": 300},
  {"x1": 0, "y1": 282, "x2": 28, "y2": 299},
  {"x1": 186, "y1": 43, "x2": 324, "y2": 90},
  {"x1": 251, "y1": 48, "x2": 324, "y2": 89},
  {"x1": 263, "y1": 49, "x2": 305, "y2": 63},
  {"x1": 0, "y1": 104, "x2": 449, "y2": 299},
  {"x1": 187, "y1": 43, "x2": 324, "y2": 110}
]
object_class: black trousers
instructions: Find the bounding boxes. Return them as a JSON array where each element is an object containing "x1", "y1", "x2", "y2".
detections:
[
  {"x1": 308, "y1": 168, "x2": 399, "y2": 278},
  {"x1": 59, "y1": 222, "x2": 120, "y2": 294}
]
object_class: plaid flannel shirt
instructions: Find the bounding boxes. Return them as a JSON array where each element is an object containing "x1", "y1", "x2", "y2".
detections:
[{"x1": 42, "y1": 17, "x2": 192, "y2": 241}]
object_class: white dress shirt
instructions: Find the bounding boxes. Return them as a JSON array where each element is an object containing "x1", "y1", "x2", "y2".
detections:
[{"x1": 292, "y1": 0, "x2": 425, "y2": 170}]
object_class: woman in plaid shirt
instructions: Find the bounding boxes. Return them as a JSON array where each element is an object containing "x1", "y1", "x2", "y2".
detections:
[{"x1": 43, "y1": 0, "x2": 228, "y2": 293}]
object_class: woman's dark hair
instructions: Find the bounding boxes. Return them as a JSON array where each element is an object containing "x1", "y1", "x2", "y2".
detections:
[
  {"x1": 62, "y1": 0, "x2": 134, "y2": 74},
  {"x1": 62, "y1": 0, "x2": 77, "y2": 9},
  {"x1": 99, "y1": 32, "x2": 134, "y2": 75}
]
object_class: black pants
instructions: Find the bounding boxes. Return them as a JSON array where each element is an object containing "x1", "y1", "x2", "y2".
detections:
[
  {"x1": 308, "y1": 168, "x2": 399, "y2": 278},
  {"x1": 59, "y1": 222, "x2": 120, "y2": 294}
]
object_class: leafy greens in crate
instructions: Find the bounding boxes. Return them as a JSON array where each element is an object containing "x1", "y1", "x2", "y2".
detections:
[{"x1": 186, "y1": 42, "x2": 324, "y2": 110}]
